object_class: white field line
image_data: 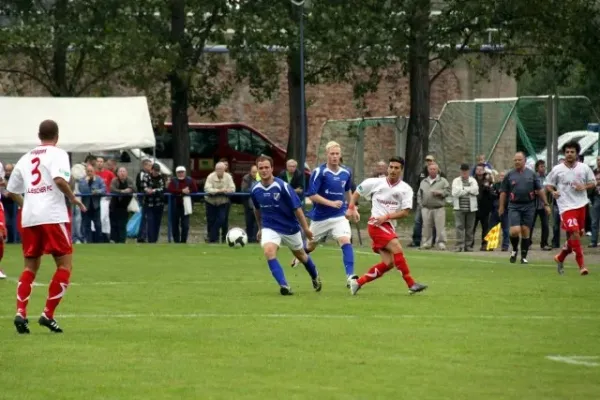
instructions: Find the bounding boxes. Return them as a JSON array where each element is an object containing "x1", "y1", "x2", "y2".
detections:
[
  {"x1": 546, "y1": 355, "x2": 600, "y2": 367},
  {"x1": 1, "y1": 313, "x2": 599, "y2": 321}
]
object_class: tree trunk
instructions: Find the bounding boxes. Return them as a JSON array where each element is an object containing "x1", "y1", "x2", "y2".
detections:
[
  {"x1": 169, "y1": 0, "x2": 190, "y2": 170},
  {"x1": 286, "y1": 51, "x2": 304, "y2": 162},
  {"x1": 404, "y1": 1, "x2": 431, "y2": 190},
  {"x1": 52, "y1": 0, "x2": 69, "y2": 96},
  {"x1": 170, "y1": 73, "x2": 190, "y2": 170}
]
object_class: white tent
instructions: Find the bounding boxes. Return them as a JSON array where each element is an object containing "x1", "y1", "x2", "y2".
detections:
[{"x1": 0, "y1": 96, "x2": 156, "y2": 152}]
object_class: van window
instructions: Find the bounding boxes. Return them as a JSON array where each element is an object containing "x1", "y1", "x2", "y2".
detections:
[
  {"x1": 228, "y1": 128, "x2": 270, "y2": 156},
  {"x1": 190, "y1": 128, "x2": 219, "y2": 158},
  {"x1": 149, "y1": 127, "x2": 218, "y2": 159}
]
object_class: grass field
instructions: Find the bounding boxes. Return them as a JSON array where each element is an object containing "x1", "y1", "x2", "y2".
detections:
[{"x1": 1, "y1": 243, "x2": 599, "y2": 400}]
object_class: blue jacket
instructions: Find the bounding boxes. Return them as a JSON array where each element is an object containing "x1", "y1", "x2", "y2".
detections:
[{"x1": 78, "y1": 176, "x2": 106, "y2": 209}]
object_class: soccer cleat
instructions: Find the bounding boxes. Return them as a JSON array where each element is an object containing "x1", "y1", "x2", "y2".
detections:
[
  {"x1": 346, "y1": 275, "x2": 358, "y2": 288},
  {"x1": 520, "y1": 258, "x2": 528, "y2": 265},
  {"x1": 14, "y1": 314, "x2": 30, "y2": 334},
  {"x1": 509, "y1": 251, "x2": 517, "y2": 263},
  {"x1": 0, "y1": 269, "x2": 6, "y2": 279},
  {"x1": 349, "y1": 278, "x2": 361, "y2": 295},
  {"x1": 38, "y1": 314, "x2": 63, "y2": 333},
  {"x1": 554, "y1": 255, "x2": 565, "y2": 275},
  {"x1": 290, "y1": 258, "x2": 299, "y2": 268},
  {"x1": 312, "y1": 276, "x2": 322, "y2": 292},
  {"x1": 580, "y1": 267, "x2": 589, "y2": 276},
  {"x1": 409, "y1": 282, "x2": 428, "y2": 294},
  {"x1": 279, "y1": 286, "x2": 293, "y2": 296}
]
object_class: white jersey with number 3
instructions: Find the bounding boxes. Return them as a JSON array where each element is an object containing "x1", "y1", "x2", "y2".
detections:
[
  {"x1": 6, "y1": 145, "x2": 71, "y2": 227},
  {"x1": 546, "y1": 161, "x2": 595, "y2": 213},
  {"x1": 356, "y1": 177, "x2": 413, "y2": 226}
]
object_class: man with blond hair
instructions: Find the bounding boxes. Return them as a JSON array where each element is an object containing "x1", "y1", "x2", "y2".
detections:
[{"x1": 291, "y1": 141, "x2": 357, "y2": 287}]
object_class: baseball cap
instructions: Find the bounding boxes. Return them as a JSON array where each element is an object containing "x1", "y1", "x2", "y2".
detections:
[
  {"x1": 152, "y1": 163, "x2": 161, "y2": 171},
  {"x1": 175, "y1": 166, "x2": 186, "y2": 173},
  {"x1": 460, "y1": 163, "x2": 470, "y2": 171},
  {"x1": 425, "y1": 155, "x2": 435, "y2": 162}
]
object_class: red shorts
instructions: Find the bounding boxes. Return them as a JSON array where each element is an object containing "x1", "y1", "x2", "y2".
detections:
[
  {"x1": 368, "y1": 222, "x2": 398, "y2": 253},
  {"x1": 561, "y1": 206, "x2": 587, "y2": 233},
  {"x1": 21, "y1": 223, "x2": 72, "y2": 258}
]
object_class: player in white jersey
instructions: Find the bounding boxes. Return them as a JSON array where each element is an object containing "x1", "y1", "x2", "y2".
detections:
[
  {"x1": 545, "y1": 140, "x2": 596, "y2": 275},
  {"x1": 6, "y1": 120, "x2": 86, "y2": 334},
  {"x1": 346, "y1": 157, "x2": 427, "y2": 295},
  {"x1": 0, "y1": 161, "x2": 6, "y2": 279}
]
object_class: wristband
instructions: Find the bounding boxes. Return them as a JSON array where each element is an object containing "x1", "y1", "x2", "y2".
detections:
[
  {"x1": 348, "y1": 204, "x2": 356, "y2": 210},
  {"x1": 386, "y1": 214, "x2": 391, "y2": 220}
]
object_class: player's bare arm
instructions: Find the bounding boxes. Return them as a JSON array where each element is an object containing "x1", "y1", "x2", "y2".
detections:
[
  {"x1": 345, "y1": 191, "x2": 361, "y2": 222},
  {"x1": 308, "y1": 193, "x2": 342, "y2": 209},
  {"x1": 253, "y1": 209, "x2": 262, "y2": 240},
  {"x1": 294, "y1": 208, "x2": 314, "y2": 241},
  {"x1": 54, "y1": 177, "x2": 87, "y2": 212},
  {"x1": 372, "y1": 208, "x2": 410, "y2": 226},
  {"x1": 7, "y1": 192, "x2": 24, "y2": 208},
  {"x1": 498, "y1": 192, "x2": 507, "y2": 215},
  {"x1": 545, "y1": 184, "x2": 560, "y2": 199}
]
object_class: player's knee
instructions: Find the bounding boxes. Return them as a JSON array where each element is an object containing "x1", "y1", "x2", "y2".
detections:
[
  {"x1": 337, "y1": 236, "x2": 351, "y2": 246},
  {"x1": 262, "y1": 244, "x2": 278, "y2": 259},
  {"x1": 509, "y1": 227, "x2": 520, "y2": 236}
]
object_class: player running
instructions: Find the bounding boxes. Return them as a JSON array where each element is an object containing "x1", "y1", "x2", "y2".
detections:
[
  {"x1": 291, "y1": 141, "x2": 357, "y2": 287},
  {"x1": 346, "y1": 157, "x2": 427, "y2": 295},
  {"x1": 545, "y1": 141, "x2": 596, "y2": 275},
  {"x1": 252, "y1": 155, "x2": 322, "y2": 295},
  {"x1": 6, "y1": 120, "x2": 86, "y2": 334}
]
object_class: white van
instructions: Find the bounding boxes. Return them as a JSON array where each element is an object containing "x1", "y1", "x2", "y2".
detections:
[{"x1": 526, "y1": 130, "x2": 598, "y2": 169}]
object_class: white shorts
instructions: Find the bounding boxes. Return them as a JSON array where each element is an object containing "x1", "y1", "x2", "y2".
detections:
[
  {"x1": 309, "y1": 216, "x2": 352, "y2": 241},
  {"x1": 261, "y1": 228, "x2": 304, "y2": 251}
]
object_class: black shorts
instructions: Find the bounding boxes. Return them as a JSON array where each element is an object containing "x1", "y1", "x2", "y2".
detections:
[{"x1": 508, "y1": 205, "x2": 535, "y2": 228}]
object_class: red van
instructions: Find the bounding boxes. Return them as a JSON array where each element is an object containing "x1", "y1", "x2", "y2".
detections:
[{"x1": 147, "y1": 122, "x2": 308, "y2": 189}]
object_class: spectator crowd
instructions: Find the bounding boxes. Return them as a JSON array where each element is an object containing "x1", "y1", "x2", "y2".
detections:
[{"x1": 2, "y1": 151, "x2": 599, "y2": 249}]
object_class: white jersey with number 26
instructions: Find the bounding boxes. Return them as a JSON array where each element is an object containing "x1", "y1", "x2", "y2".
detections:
[
  {"x1": 546, "y1": 161, "x2": 595, "y2": 213},
  {"x1": 356, "y1": 177, "x2": 413, "y2": 226},
  {"x1": 6, "y1": 145, "x2": 71, "y2": 228}
]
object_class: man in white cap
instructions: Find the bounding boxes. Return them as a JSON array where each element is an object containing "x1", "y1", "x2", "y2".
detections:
[{"x1": 167, "y1": 166, "x2": 198, "y2": 243}]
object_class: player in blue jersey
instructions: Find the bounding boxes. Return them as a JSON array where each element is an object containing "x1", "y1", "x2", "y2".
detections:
[
  {"x1": 290, "y1": 141, "x2": 357, "y2": 287},
  {"x1": 251, "y1": 155, "x2": 322, "y2": 295}
]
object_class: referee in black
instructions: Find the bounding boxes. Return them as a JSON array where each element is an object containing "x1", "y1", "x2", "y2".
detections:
[{"x1": 498, "y1": 152, "x2": 551, "y2": 264}]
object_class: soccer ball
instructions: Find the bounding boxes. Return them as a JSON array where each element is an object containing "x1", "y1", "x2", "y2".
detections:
[{"x1": 226, "y1": 227, "x2": 248, "y2": 248}]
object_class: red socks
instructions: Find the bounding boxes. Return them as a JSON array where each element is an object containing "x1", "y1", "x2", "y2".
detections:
[
  {"x1": 567, "y1": 239, "x2": 585, "y2": 269},
  {"x1": 393, "y1": 253, "x2": 416, "y2": 288},
  {"x1": 0, "y1": 238, "x2": 4, "y2": 262},
  {"x1": 43, "y1": 268, "x2": 71, "y2": 319},
  {"x1": 357, "y1": 262, "x2": 391, "y2": 286},
  {"x1": 16, "y1": 270, "x2": 36, "y2": 318}
]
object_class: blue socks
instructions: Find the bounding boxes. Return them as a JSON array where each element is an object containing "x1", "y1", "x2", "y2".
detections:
[
  {"x1": 267, "y1": 259, "x2": 288, "y2": 287},
  {"x1": 341, "y1": 243, "x2": 355, "y2": 276},
  {"x1": 302, "y1": 256, "x2": 318, "y2": 279}
]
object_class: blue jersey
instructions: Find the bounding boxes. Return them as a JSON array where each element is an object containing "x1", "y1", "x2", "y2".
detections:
[
  {"x1": 306, "y1": 163, "x2": 352, "y2": 221},
  {"x1": 251, "y1": 177, "x2": 302, "y2": 235}
]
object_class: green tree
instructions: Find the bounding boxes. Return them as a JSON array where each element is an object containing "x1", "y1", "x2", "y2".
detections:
[
  {"x1": 0, "y1": 0, "x2": 141, "y2": 96},
  {"x1": 229, "y1": 0, "x2": 388, "y2": 163},
  {"x1": 124, "y1": 0, "x2": 236, "y2": 168}
]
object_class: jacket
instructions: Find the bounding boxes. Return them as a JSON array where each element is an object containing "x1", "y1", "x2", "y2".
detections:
[
  {"x1": 167, "y1": 177, "x2": 198, "y2": 206},
  {"x1": 78, "y1": 176, "x2": 106, "y2": 210},
  {"x1": 451, "y1": 176, "x2": 479, "y2": 211},
  {"x1": 110, "y1": 177, "x2": 136, "y2": 210},
  {"x1": 204, "y1": 172, "x2": 235, "y2": 206},
  {"x1": 417, "y1": 175, "x2": 450, "y2": 208}
]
